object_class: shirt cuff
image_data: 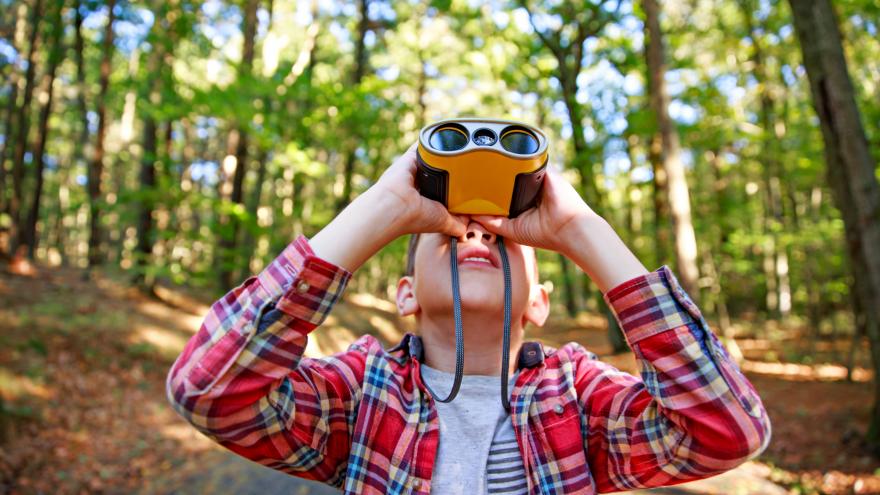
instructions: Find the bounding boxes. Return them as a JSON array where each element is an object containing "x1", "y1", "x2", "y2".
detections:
[
  {"x1": 255, "y1": 234, "x2": 353, "y2": 326},
  {"x1": 602, "y1": 265, "x2": 704, "y2": 345}
]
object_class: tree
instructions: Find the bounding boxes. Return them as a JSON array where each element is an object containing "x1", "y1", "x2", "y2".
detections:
[
  {"x1": 788, "y1": 0, "x2": 880, "y2": 451},
  {"x1": 217, "y1": 0, "x2": 260, "y2": 289},
  {"x1": 334, "y1": 0, "x2": 371, "y2": 215},
  {"x1": 20, "y1": 0, "x2": 65, "y2": 259},
  {"x1": 7, "y1": 0, "x2": 44, "y2": 256},
  {"x1": 86, "y1": 0, "x2": 116, "y2": 268},
  {"x1": 642, "y1": 0, "x2": 700, "y2": 297}
]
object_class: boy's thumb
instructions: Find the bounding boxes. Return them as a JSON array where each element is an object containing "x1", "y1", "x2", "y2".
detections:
[
  {"x1": 426, "y1": 200, "x2": 467, "y2": 237},
  {"x1": 473, "y1": 215, "x2": 512, "y2": 237}
]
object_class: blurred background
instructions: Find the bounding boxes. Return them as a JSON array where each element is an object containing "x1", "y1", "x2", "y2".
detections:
[{"x1": 1, "y1": 0, "x2": 879, "y2": 493}]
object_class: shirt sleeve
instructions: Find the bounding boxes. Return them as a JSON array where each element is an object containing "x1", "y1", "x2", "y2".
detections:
[
  {"x1": 576, "y1": 265, "x2": 771, "y2": 492},
  {"x1": 165, "y1": 235, "x2": 365, "y2": 486}
]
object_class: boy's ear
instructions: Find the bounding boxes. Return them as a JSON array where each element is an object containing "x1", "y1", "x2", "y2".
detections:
[
  {"x1": 522, "y1": 282, "x2": 550, "y2": 328},
  {"x1": 396, "y1": 276, "x2": 421, "y2": 317}
]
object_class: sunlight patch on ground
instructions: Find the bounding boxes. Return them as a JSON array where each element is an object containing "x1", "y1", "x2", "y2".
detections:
[
  {"x1": 136, "y1": 300, "x2": 206, "y2": 334},
  {"x1": 132, "y1": 326, "x2": 190, "y2": 357},
  {"x1": 346, "y1": 292, "x2": 397, "y2": 314},
  {"x1": 0, "y1": 367, "x2": 53, "y2": 400},
  {"x1": 741, "y1": 360, "x2": 872, "y2": 382},
  {"x1": 302, "y1": 315, "x2": 358, "y2": 358},
  {"x1": 368, "y1": 314, "x2": 403, "y2": 343},
  {"x1": 159, "y1": 423, "x2": 215, "y2": 453},
  {"x1": 152, "y1": 285, "x2": 212, "y2": 316}
]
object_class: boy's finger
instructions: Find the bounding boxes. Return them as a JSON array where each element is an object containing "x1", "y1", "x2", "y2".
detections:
[
  {"x1": 422, "y1": 199, "x2": 466, "y2": 237},
  {"x1": 390, "y1": 142, "x2": 419, "y2": 170},
  {"x1": 472, "y1": 215, "x2": 513, "y2": 237},
  {"x1": 443, "y1": 214, "x2": 468, "y2": 237}
]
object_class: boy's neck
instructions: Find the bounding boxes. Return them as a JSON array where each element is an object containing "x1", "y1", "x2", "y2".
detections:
[{"x1": 417, "y1": 311, "x2": 524, "y2": 376}]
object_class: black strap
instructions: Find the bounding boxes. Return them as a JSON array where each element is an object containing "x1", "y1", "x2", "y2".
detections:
[
  {"x1": 422, "y1": 236, "x2": 513, "y2": 412},
  {"x1": 498, "y1": 236, "x2": 513, "y2": 411}
]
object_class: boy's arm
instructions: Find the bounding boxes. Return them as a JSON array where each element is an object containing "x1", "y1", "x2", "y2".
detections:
[
  {"x1": 572, "y1": 267, "x2": 771, "y2": 491},
  {"x1": 474, "y1": 171, "x2": 770, "y2": 490},
  {"x1": 165, "y1": 233, "x2": 359, "y2": 483},
  {"x1": 166, "y1": 145, "x2": 466, "y2": 482}
]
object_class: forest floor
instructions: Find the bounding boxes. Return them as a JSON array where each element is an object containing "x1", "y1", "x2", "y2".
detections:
[{"x1": 0, "y1": 264, "x2": 878, "y2": 494}]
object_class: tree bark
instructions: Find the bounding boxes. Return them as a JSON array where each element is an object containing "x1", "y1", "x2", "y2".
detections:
[
  {"x1": 558, "y1": 253, "x2": 579, "y2": 318},
  {"x1": 739, "y1": 0, "x2": 791, "y2": 319},
  {"x1": 335, "y1": 0, "x2": 370, "y2": 215},
  {"x1": 21, "y1": 0, "x2": 65, "y2": 259},
  {"x1": 218, "y1": 0, "x2": 259, "y2": 289},
  {"x1": 73, "y1": 0, "x2": 89, "y2": 166},
  {"x1": 642, "y1": 0, "x2": 700, "y2": 297},
  {"x1": 86, "y1": 0, "x2": 116, "y2": 268},
  {"x1": 0, "y1": 3, "x2": 29, "y2": 223},
  {"x1": 788, "y1": 0, "x2": 880, "y2": 451},
  {"x1": 133, "y1": 2, "x2": 174, "y2": 289},
  {"x1": 7, "y1": 0, "x2": 43, "y2": 254}
]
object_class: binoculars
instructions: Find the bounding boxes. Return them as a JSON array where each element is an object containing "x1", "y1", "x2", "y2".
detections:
[
  {"x1": 412, "y1": 118, "x2": 549, "y2": 410},
  {"x1": 416, "y1": 118, "x2": 549, "y2": 218}
]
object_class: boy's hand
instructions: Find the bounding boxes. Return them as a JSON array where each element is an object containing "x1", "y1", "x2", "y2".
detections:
[
  {"x1": 309, "y1": 142, "x2": 466, "y2": 273},
  {"x1": 472, "y1": 168, "x2": 597, "y2": 255},
  {"x1": 375, "y1": 142, "x2": 468, "y2": 238},
  {"x1": 474, "y1": 168, "x2": 648, "y2": 293}
]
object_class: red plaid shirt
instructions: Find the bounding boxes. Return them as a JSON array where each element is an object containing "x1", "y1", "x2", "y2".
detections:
[{"x1": 167, "y1": 235, "x2": 771, "y2": 494}]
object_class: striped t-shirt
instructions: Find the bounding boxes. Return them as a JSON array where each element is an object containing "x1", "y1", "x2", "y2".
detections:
[{"x1": 420, "y1": 364, "x2": 528, "y2": 494}]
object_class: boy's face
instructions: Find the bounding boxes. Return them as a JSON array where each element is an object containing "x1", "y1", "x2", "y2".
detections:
[{"x1": 396, "y1": 220, "x2": 549, "y2": 329}]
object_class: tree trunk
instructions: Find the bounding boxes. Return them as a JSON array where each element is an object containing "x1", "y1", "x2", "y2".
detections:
[
  {"x1": 643, "y1": 0, "x2": 700, "y2": 297},
  {"x1": 739, "y1": 0, "x2": 791, "y2": 319},
  {"x1": 218, "y1": 0, "x2": 259, "y2": 289},
  {"x1": 73, "y1": 0, "x2": 89, "y2": 166},
  {"x1": 558, "y1": 253, "x2": 579, "y2": 318},
  {"x1": 86, "y1": 0, "x2": 116, "y2": 268},
  {"x1": 8, "y1": 0, "x2": 43, "y2": 255},
  {"x1": 133, "y1": 5, "x2": 173, "y2": 289},
  {"x1": 335, "y1": 0, "x2": 370, "y2": 215},
  {"x1": 788, "y1": 0, "x2": 880, "y2": 452},
  {"x1": 21, "y1": 0, "x2": 64, "y2": 260},
  {"x1": 0, "y1": 3, "x2": 29, "y2": 223}
]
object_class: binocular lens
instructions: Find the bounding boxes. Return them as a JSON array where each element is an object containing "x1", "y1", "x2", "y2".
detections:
[
  {"x1": 500, "y1": 128, "x2": 539, "y2": 155},
  {"x1": 430, "y1": 126, "x2": 469, "y2": 151}
]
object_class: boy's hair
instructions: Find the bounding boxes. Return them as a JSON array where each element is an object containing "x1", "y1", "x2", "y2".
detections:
[
  {"x1": 405, "y1": 234, "x2": 420, "y2": 277},
  {"x1": 404, "y1": 233, "x2": 539, "y2": 280}
]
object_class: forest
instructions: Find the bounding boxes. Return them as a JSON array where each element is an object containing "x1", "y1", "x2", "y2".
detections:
[{"x1": 1, "y1": 0, "x2": 880, "y2": 493}]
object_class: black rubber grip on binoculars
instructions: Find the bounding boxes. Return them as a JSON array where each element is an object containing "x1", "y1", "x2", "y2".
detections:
[
  {"x1": 508, "y1": 159, "x2": 547, "y2": 218},
  {"x1": 416, "y1": 152, "x2": 449, "y2": 207},
  {"x1": 416, "y1": 151, "x2": 547, "y2": 218}
]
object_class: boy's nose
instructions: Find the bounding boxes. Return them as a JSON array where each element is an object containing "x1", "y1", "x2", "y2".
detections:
[{"x1": 459, "y1": 221, "x2": 496, "y2": 244}]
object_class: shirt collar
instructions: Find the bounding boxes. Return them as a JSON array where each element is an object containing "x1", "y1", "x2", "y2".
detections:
[{"x1": 388, "y1": 332, "x2": 545, "y2": 370}]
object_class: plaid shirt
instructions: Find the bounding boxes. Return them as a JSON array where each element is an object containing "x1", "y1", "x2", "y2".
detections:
[{"x1": 167, "y1": 235, "x2": 771, "y2": 494}]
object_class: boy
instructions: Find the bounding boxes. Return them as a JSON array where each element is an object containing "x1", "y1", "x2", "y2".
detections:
[{"x1": 167, "y1": 143, "x2": 771, "y2": 494}]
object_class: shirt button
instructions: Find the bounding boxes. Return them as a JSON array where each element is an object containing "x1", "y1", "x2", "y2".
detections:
[
  {"x1": 553, "y1": 404, "x2": 564, "y2": 415},
  {"x1": 296, "y1": 280, "x2": 310, "y2": 293}
]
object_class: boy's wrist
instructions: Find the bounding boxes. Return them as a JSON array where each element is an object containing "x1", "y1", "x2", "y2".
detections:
[
  {"x1": 560, "y1": 214, "x2": 649, "y2": 294},
  {"x1": 309, "y1": 187, "x2": 404, "y2": 273}
]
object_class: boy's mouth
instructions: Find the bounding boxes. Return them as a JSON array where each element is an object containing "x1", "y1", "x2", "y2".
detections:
[{"x1": 456, "y1": 245, "x2": 500, "y2": 269}]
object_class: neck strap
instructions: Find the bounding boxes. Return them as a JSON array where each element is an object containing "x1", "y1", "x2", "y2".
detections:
[{"x1": 422, "y1": 236, "x2": 513, "y2": 412}]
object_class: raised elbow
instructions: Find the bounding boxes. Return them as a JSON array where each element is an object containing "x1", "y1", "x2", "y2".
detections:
[{"x1": 697, "y1": 409, "x2": 772, "y2": 472}]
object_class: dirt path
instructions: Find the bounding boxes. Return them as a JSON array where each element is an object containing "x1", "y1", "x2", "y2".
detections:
[{"x1": 145, "y1": 449, "x2": 785, "y2": 494}]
